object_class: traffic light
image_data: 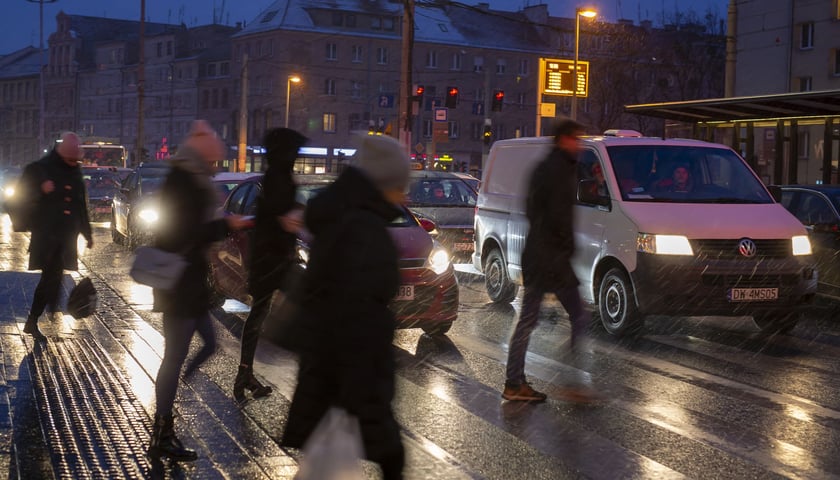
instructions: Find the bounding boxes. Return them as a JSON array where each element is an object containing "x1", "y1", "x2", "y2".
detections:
[
  {"x1": 483, "y1": 125, "x2": 492, "y2": 145},
  {"x1": 414, "y1": 85, "x2": 425, "y2": 102},
  {"x1": 445, "y1": 86, "x2": 459, "y2": 108},
  {"x1": 492, "y1": 90, "x2": 505, "y2": 112}
]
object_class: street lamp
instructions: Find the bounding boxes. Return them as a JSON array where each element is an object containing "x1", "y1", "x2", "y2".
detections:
[
  {"x1": 571, "y1": 7, "x2": 596, "y2": 121},
  {"x1": 26, "y1": 0, "x2": 58, "y2": 153},
  {"x1": 285, "y1": 75, "x2": 301, "y2": 128}
]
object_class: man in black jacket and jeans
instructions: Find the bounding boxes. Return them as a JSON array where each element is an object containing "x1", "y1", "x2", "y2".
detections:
[
  {"x1": 22, "y1": 132, "x2": 93, "y2": 341},
  {"x1": 503, "y1": 119, "x2": 596, "y2": 403}
]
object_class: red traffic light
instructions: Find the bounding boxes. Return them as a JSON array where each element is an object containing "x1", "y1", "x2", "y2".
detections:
[
  {"x1": 415, "y1": 85, "x2": 425, "y2": 96},
  {"x1": 448, "y1": 87, "x2": 459, "y2": 97},
  {"x1": 494, "y1": 90, "x2": 505, "y2": 101}
]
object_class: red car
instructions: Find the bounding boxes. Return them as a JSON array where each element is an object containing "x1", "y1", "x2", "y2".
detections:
[{"x1": 209, "y1": 174, "x2": 459, "y2": 335}]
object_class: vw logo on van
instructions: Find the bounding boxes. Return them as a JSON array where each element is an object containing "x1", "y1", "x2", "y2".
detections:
[{"x1": 738, "y1": 238, "x2": 757, "y2": 257}]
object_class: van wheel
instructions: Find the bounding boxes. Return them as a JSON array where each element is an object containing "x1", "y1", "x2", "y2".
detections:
[
  {"x1": 598, "y1": 268, "x2": 643, "y2": 336},
  {"x1": 484, "y1": 248, "x2": 517, "y2": 304},
  {"x1": 754, "y1": 312, "x2": 799, "y2": 335}
]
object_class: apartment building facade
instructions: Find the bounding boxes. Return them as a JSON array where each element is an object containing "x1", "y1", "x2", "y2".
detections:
[{"x1": 0, "y1": 47, "x2": 41, "y2": 166}]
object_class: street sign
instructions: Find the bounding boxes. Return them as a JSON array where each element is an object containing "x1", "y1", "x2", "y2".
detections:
[
  {"x1": 434, "y1": 107, "x2": 448, "y2": 122},
  {"x1": 379, "y1": 95, "x2": 395, "y2": 108},
  {"x1": 539, "y1": 58, "x2": 589, "y2": 97},
  {"x1": 472, "y1": 102, "x2": 485, "y2": 116},
  {"x1": 540, "y1": 102, "x2": 556, "y2": 117}
]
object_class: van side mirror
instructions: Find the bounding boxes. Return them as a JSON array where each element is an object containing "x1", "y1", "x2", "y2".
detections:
[
  {"x1": 578, "y1": 180, "x2": 610, "y2": 207},
  {"x1": 766, "y1": 185, "x2": 782, "y2": 202}
]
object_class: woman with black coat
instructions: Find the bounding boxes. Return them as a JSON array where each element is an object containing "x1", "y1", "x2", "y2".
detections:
[
  {"x1": 148, "y1": 121, "x2": 253, "y2": 462},
  {"x1": 280, "y1": 135, "x2": 410, "y2": 480},
  {"x1": 234, "y1": 127, "x2": 307, "y2": 402}
]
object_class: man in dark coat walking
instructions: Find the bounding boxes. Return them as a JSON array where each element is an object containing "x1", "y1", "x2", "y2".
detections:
[
  {"x1": 503, "y1": 119, "x2": 595, "y2": 403},
  {"x1": 234, "y1": 127, "x2": 307, "y2": 401},
  {"x1": 22, "y1": 132, "x2": 93, "y2": 341},
  {"x1": 281, "y1": 134, "x2": 410, "y2": 480}
]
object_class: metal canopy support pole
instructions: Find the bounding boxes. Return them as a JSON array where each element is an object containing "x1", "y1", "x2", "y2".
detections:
[
  {"x1": 745, "y1": 123, "x2": 755, "y2": 171},
  {"x1": 788, "y1": 120, "x2": 799, "y2": 184},
  {"x1": 774, "y1": 120, "x2": 784, "y2": 185},
  {"x1": 823, "y1": 118, "x2": 835, "y2": 184}
]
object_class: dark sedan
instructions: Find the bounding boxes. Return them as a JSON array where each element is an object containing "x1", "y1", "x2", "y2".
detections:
[
  {"x1": 407, "y1": 170, "x2": 477, "y2": 261},
  {"x1": 209, "y1": 174, "x2": 460, "y2": 335},
  {"x1": 82, "y1": 167, "x2": 122, "y2": 221},
  {"x1": 111, "y1": 163, "x2": 170, "y2": 249},
  {"x1": 780, "y1": 185, "x2": 840, "y2": 300}
]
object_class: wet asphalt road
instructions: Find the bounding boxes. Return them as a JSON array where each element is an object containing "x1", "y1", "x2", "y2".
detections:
[{"x1": 9, "y1": 221, "x2": 840, "y2": 479}]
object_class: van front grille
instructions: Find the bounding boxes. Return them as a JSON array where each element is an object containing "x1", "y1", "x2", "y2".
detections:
[{"x1": 692, "y1": 239, "x2": 790, "y2": 259}]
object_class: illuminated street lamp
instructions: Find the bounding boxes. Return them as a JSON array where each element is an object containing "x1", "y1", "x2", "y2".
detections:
[
  {"x1": 572, "y1": 7, "x2": 596, "y2": 121},
  {"x1": 285, "y1": 75, "x2": 301, "y2": 128},
  {"x1": 26, "y1": 0, "x2": 58, "y2": 153}
]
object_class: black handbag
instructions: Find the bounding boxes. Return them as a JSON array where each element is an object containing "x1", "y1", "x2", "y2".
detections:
[{"x1": 67, "y1": 277, "x2": 97, "y2": 319}]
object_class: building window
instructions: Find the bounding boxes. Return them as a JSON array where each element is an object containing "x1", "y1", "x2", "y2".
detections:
[
  {"x1": 451, "y1": 53, "x2": 462, "y2": 71},
  {"x1": 352, "y1": 45, "x2": 363, "y2": 63},
  {"x1": 377, "y1": 47, "x2": 389, "y2": 65},
  {"x1": 519, "y1": 59, "x2": 529, "y2": 76},
  {"x1": 372, "y1": 17, "x2": 381, "y2": 30},
  {"x1": 800, "y1": 131, "x2": 810, "y2": 158},
  {"x1": 473, "y1": 56, "x2": 484, "y2": 73},
  {"x1": 221, "y1": 62, "x2": 230, "y2": 76},
  {"x1": 423, "y1": 119, "x2": 432, "y2": 138},
  {"x1": 156, "y1": 42, "x2": 163, "y2": 57},
  {"x1": 326, "y1": 43, "x2": 337, "y2": 60},
  {"x1": 351, "y1": 81, "x2": 362, "y2": 99},
  {"x1": 221, "y1": 89, "x2": 229, "y2": 108},
  {"x1": 323, "y1": 113, "x2": 337, "y2": 133},
  {"x1": 332, "y1": 12, "x2": 343, "y2": 26},
  {"x1": 346, "y1": 14, "x2": 356, "y2": 27},
  {"x1": 800, "y1": 22, "x2": 814, "y2": 49},
  {"x1": 324, "y1": 78, "x2": 336, "y2": 96},
  {"x1": 166, "y1": 41, "x2": 173, "y2": 56},
  {"x1": 517, "y1": 92, "x2": 527, "y2": 108},
  {"x1": 207, "y1": 63, "x2": 217, "y2": 77},
  {"x1": 448, "y1": 121, "x2": 459, "y2": 139},
  {"x1": 496, "y1": 59, "x2": 506, "y2": 75},
  {"x1": 799, "y1": 76, "x2": 812, "y2": 92},
  {"x1": 426, "y1": 50, "x2": 438, "y2": 68},
  {"x1": 383, "y1": 17, "x2": 395, "y2": 31}
]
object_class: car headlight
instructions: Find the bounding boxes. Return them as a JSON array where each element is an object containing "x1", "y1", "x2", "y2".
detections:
[
  {"x1": 792, "y1": 235, "x2": 812, "y2": 256},
  {"x1": 637, "y1": 233, "x2": 694, "y2": 255},
  {"x1": 138, "y1": 208, "x2": 159, "y2": 223},
  {"x1": 426, "y1": 243, "x2": 451, "y2": 275},
  {"x1": 296, "y1": 244, "x2": 310, "y2": 265},
  {"x1": 3, "y1": 186, "x2": 14, "y2": 198}
]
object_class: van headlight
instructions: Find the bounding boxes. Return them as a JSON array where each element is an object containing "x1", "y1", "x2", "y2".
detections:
[
  {"x1": 138, "y1": 208, "x2": 159, "y2": 223},
  {"x1": 792, "y1": 235, "x2": 812, "y2": 256},
  {"x1": 3, "y1": 186, "x2": 14, "y2": 198},
  {"x1": 637, "y1": 233, "x2": 694, "y2": 255},
  {"x1": 426, "y1": 243, "x2": 451, "y2": 275}
]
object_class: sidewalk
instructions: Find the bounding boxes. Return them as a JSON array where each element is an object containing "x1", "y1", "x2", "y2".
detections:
[{"x1": 0, "y1": 233, "x2": 299, "y2": 478}]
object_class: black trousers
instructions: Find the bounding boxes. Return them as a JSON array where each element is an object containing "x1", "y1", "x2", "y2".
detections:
[
  {"x1": 239, "y1": 289, "x2": 273, "y2": 367},
  {"x1": 30, "y1": 245, "x2": 64, "y2": 320}
]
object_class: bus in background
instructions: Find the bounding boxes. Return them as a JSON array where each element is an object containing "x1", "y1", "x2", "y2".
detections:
[{"x1": 79, "y1": 138, "x2": 127, "y2": 169}]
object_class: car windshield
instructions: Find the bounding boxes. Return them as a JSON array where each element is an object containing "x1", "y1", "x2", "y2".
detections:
[
  {"x1": 296, "y1": 183, "x2": 414, "y2": 226},
  {"x1": 407, "y1": 178, "x2": 477, "y2": 207},
  {"x1": 606, "y1": 145, "x2": 774, "y2": 204},
  {"x1": 141, "y1": 174, "x2": 167, "y2": 193},
  {"x1": 83, "y1": 172, "x2": 121, "y2": 196}
]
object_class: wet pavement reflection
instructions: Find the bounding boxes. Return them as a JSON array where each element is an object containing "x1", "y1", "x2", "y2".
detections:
[{"x1": 2, "y1": 217, "x2": 840, "y2": 478}]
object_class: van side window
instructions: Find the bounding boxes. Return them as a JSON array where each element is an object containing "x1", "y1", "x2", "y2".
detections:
[{"x1": 578, "y1": 149, "x2": 607, "y2": 202}]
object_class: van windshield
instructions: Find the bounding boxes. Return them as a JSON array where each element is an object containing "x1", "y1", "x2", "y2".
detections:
[{"x1": 606, "y1": 145, "x2": 774, "y2": 204}]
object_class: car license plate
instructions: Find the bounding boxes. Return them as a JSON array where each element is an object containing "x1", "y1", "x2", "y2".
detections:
[
  {"x1": 95, "y1": 207, "x2": 111, "y2": 213},
  {"x1": 728, "y1": 287, "x2": 778, "y2": 302},
  {"x1": 396, "y1": 285, "x2": 414, "y2": 301},
  {"x1": 454, "y1": 242, "x2": 472, "y2": 251}
]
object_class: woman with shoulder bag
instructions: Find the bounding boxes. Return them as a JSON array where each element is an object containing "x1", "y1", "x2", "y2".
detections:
[{"x1": 147, "y1": 120, "x2": 253, "y2": 462}]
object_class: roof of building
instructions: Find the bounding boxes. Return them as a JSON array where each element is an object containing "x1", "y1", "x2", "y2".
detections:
[
  {"x1": 625, "y1": 90, "x2": 840, "y2": 123},
  {"x1": 235, "y1": 0, "x2": 552, "y2": 54},
  {"x1": 0, "y1": 47, "x2": 42, "y2": 79}
]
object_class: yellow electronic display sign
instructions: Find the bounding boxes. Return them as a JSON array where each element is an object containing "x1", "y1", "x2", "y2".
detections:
[{"x1": 539, "y1": 58, "x2": 589, "y2": 97}]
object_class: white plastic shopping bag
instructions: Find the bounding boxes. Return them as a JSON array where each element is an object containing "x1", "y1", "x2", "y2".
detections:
[{"x1": 294, "y1": 407, "x2": 365, "y2": 480}]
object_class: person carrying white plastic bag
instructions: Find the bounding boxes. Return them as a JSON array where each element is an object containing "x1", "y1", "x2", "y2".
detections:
[{"x1": 295, "y1": 407, "x2": 365, "y2": 480}]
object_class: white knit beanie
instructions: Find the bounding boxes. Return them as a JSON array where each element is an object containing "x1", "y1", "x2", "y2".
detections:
[{"x1": 352, "y1": 135, "x2": 410, "y2": 192}]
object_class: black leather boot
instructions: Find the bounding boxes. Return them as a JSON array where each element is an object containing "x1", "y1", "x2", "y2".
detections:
[
  {"x1": 147, "y1": 413, "x2": 197, "y2": 462},
  {"x1": 233, "y1": 365, "x2": 272, "y2": 402},
  {"x1": 23, "y1": 316, "x2": 47, "y2": 341}
]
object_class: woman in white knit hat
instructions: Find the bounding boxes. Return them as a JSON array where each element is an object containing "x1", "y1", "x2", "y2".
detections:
[{"x1": 281, "y1": 134, "x2": 410, "y2": 479}]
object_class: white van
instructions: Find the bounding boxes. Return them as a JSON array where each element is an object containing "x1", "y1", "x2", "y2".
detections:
[{"x1": 472, "y1": 131, "x2": 817, "y2": 335}]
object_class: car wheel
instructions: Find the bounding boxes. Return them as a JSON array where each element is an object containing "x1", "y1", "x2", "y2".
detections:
[
  {"x1": 598, "y1": 267, "x2": 644, "y2": 336},
  {"x1": 422, "y1": 322, "x2": 452, "y2": 336},
  {"x1": 484, "y1": 248, "x2": 517, "y2": 304},
  {"x1": 111, "y1": 213, "x2": 125, "y2": 245},
  {"x1": 753, "y1": 312, "x2": 800, "y2": 335}
]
